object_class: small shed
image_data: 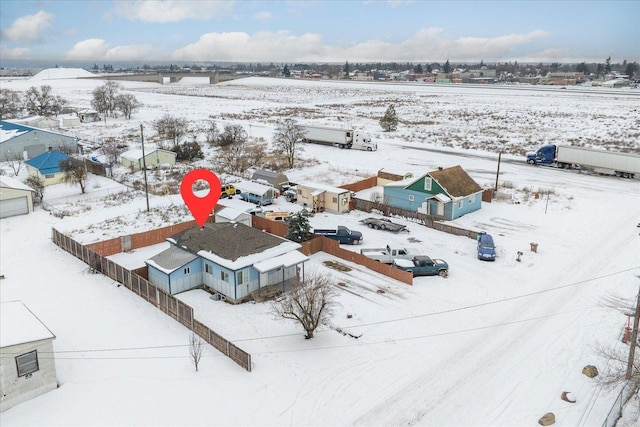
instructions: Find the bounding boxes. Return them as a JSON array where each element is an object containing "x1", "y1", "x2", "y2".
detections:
[
  {"x1": 60, "y1": 115, "x2": 81, "y2": 128},
  {"x1": 0, "y1": 301, "x2": 57, "y2": 412},
  {"x1": 78, "y1": 109, "x2": 101, "y2": 123},
  {"x1": 214, "y1": 205, "x2": 253, "y2": 226},
  {"x1": 251, "y1": 170, "x2": 289, "y2": 191},
  {"x1": 24, "y1": 149, "x2": 70, "y2": 186},
  {"x1": 120, "y1": 147, "x2": 177, "y2": 171},
  {"x1": 296, "y1": 182, "x2": 351, "y2": 213},
  {"x1": 0, "y1": 176, "x2": 35, "y2": 218}
]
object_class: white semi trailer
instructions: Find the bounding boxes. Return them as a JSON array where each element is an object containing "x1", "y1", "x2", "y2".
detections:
[
  {"x1": 300, "y1": 125, "x2": 376, "y2": 151},
  {"x1": 526, "y1": 144, "x2": 640, "y2": 178}
]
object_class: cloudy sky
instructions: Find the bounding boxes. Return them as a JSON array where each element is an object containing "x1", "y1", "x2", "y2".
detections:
[{"x1": 1, "y1": 0, "x2": 638, "y2": 65}]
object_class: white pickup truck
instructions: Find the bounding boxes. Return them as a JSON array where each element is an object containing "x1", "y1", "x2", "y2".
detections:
[{"x1": 360, "y1": 245, "x2": 420, "y2": 264}]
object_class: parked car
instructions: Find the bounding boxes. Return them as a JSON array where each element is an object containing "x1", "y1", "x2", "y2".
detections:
[
  {"x1": 477, "y1": 232, "x2": 496, "y2": 261},
  {"x1": 221, "y1": 184, "x2": 241, "y2": 198},
  {"x1": 392, "y1": 256, "x2": 449, "y2": 277}
]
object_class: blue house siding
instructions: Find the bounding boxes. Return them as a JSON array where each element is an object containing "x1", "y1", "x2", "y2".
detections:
[
  {"x1": 148, "y1": 265, "x2": 170, "y2": 294},
  {"x1": 383, "y1": 186, "x2": 432, "y2": 211},
  {"x1": 202, "y1": 261, "x2": 259, "y2": 301},
  {"x1": 449, "y1": 192, "x2": 482, "y2": 220},
  {"x1": 167, "y1": 258, "x2": 202, "y2": 294},
  {"x1": 147, "y1": 258, "x2": 202, "y2": 295}
]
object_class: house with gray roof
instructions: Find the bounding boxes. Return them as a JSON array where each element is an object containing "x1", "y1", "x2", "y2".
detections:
[
  {"x1": 383, "y1": 165, "x2": 483, "y2": 220},
  {"x1": 145, "y1": 222, "x2": 308, "y2": 302}
]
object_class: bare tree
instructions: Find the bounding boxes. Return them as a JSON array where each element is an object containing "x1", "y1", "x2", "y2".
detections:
[
  {"x1": 115, "y1": 93, "x2": 141, "y2": 119},
  {"x1": 25, "y1": 85, "x2": 65, "y2": 117},
  {"x1": 3, "y1": 151, "x2": 25, "y2": 175},
  {"x1": 60, "y1": 158, "x2": 87, "y2": 194},
  {"x1": 100, "y1": 138, "x2": 125, "y2": 177},
  {"x1": 0, "y1": 88, "x2": 23, "y2": 119},
  {"x1": 217, "y1": 124, "x2": 247, "y2": 147},
  {"x1": 91, "y1": 81, "x2": 121, "y2": 123},
  {"x1": 271, "y1": 272, "x2": 337, "y2": 339},
  {"x1": 272, "y1": 118, "x2": 304, "y2": 169},
  {"x1": 189, "y1": 333, "x2": 205, "y2": 372},
  {"x1": 154, "y1": 114, "x2": 189, "y2": 148},
  {"x1": 207, "y1": 120, "x2": 220, "y2": 146},
  {"x1": 216, "y1": 140, "x2": 267, "y2": 175}
]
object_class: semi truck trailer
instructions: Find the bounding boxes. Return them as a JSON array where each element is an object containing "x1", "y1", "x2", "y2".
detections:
[
  {"x1": 526, "y1": 144, "x2": 640, "y2": 178},
  {"x1": 300, "y1": 125, "x2": 376, "y2": 151}
]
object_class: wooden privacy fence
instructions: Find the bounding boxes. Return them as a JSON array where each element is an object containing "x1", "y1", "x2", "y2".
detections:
[
  {"x1": 51, "y1": 228, "x2": 252, "y2": 372},
  {"x1": 300, "y1": 236, "x2": 414, "y2": 285}
]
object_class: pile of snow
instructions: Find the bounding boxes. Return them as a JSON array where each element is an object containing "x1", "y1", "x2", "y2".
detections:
[{"x1": 30, "y1": 68, "x2": 96, "y2": 80}]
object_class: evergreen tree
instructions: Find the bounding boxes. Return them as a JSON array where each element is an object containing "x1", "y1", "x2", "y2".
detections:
[
  {"x1": 285, "y1": 209, "x2": 314, "y2": 243},
  {"x1": 283, "y1": 64, "x2": 291, "y2": 78},
  {"x1": 443, "y1": 59, "x2": 451, "y2": 74},
  {"x1": 343, "y1": 61, "x2": 351, "y2": 79},
  {"x1": 379, "y1": 104, "x2": 399, "y2": 132},
  {"x1": 605, "y1": 56, "x2": 612, "y2": 73}
]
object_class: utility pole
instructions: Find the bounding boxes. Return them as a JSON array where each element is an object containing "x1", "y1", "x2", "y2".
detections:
[
  {"x1": 625, "y1": 282, "x2": 640, "y2": 380},
  {"x1": 494, "y1": 152, "x2": 502, "y2": 194},
  {"x1": 140, "y1": 124, "x2": 150, "y2": 212}
]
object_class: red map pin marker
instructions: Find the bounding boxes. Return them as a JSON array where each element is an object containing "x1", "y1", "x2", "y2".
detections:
[{"x1": 180, "y1": 169, "x2": 221, "y2": 227}]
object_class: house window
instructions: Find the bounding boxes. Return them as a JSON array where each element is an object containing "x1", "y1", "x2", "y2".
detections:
[
  {"x1": 332, "y1": 197, "x2": 338, "y2": 203},
  {"x1": 183, "y1": 267, "x2": 190, "y2": 274},
  {"x1": 16, "y1": 350, "x2": 39, "y2": 377},
  {"x1": 424, "y1": 178, "x2": 432, "y2": 191},
  {"x1": 220, "y1": 271, "x2": 229, "y2": 282},
  {"x1": 205, "y1": 264, "x2": 212, "y2": 275},
  {"x1": 458, "y1": 201, "x2": 463, "y2": 209},
  {"x1": 469, "y1": 194, "x2": 476, "y2": 203},
  {"x1": 408, "y1": 195, "x2": 415, "y2": 202},
  {"x1": 342, "y1": 198, "x2": 348, "y2": 205},
  {"x1": 45, "y1": 174, "x2": 54, "y2": 179},
  {"x1": 236, "y1": 269, "x2": 249, "y2": 285}
]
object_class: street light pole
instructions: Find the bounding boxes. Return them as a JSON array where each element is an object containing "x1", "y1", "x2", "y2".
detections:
[{"x1": 140, "y1": 124, "x2": 150, "y2": 212}]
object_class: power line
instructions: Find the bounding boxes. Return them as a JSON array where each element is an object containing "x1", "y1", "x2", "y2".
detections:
[
  {"x1": 2, "y1": 267, "x2": 635, "y2": 360},
  {"x1": 233, "y1": 266, "x2": 639, "y2": 343}
]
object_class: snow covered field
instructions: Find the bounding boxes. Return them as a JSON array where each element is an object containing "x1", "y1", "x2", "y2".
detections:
[{"x1": 1, "y1": 71, "x2": 639, "y2": 426}]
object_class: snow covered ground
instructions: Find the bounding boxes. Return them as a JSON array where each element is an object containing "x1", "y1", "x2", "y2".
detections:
[{"x1": 1, "y1": 71, "x2": 639, "y2": 426}]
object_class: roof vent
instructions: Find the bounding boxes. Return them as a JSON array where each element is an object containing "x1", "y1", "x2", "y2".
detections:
[{"x1": 438, "y1": 166, "x2": 443, "y2": 170}]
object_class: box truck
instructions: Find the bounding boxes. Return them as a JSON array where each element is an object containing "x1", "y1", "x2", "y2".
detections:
[
  {"x1": 300, "y1": 125, "x2": 376, "y2": 151},
  {"x1": 526, "y1": 144, "x2": 640, "y2": 178}
]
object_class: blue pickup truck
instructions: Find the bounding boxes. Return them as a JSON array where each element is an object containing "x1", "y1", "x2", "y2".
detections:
[
  {"x1": 392, "y1": 256, "x2": 449, "y2": 277},
  {"x1": 313, "y1": 226, "x2": 363, "y2": 245}
]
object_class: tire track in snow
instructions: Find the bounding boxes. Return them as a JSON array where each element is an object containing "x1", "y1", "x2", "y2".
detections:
[{"x1": 351, "y1": 208, "x2": 639, "y2": 426}]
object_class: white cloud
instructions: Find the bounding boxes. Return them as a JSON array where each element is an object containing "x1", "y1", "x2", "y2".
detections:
[
  {"x1": 1, "y1": 10, "x2": 54, "y2": 43},
  {"x1": 169, "y1": 28, "x2": 551, "y2": 63},
  {"x1": 65, "y1": 39, "x2": 158, "y2": 61},
  {"x1": 0, "y1": 45, "x2": 33, "y2": 60},
  {"x1": 171, "y1": 31, "x2": 327, "y2": 62},
  {"x1": 114, "y1": 0, "x2": 234, "y2": 23},
  {"x1": 253, "y1": 11, "x2": 272, "y2": 21}
]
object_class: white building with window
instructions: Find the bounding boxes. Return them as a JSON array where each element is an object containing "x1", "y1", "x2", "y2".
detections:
[{"x1": 0, "y1": 301, "x2": 57, "y2": 412}]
